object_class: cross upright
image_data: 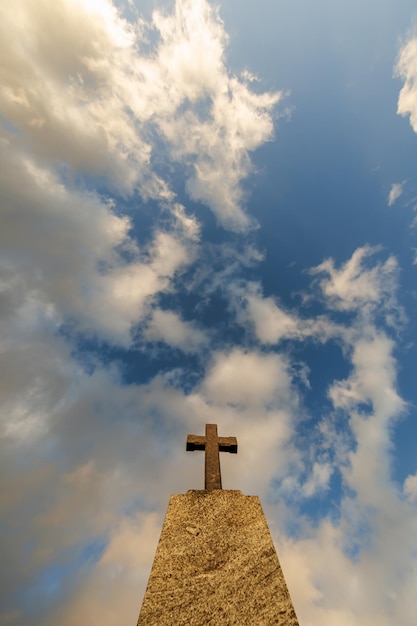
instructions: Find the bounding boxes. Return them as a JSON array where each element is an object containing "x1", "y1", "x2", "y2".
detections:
[{"x1": 186, "y1": 424, "x2": 238, "y2": 490}]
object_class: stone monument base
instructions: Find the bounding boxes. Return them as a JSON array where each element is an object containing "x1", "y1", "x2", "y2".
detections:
[{"x1": 137, "y1": 490, "x2": 299, "y2": 625}]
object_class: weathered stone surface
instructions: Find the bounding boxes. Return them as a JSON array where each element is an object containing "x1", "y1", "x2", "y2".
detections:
[{"x1": 137, "y1": 490, "x2": 300, "y2": 625}]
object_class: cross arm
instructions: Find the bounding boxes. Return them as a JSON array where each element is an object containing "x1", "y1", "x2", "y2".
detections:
[
  {"x1": 218, "y1": 437, "x2": 238, "y2": 453},
  {"x1": 186, "y1": 434, "x2": 238, "y2": 453},
  {"x1": 186, "y1": 434, "x2": 205, "y2": 451}
]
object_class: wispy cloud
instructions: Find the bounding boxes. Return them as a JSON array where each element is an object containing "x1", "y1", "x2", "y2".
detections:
[
  {"x1": 387, "y1": 181, "x2": 405, "y2": 206},
  {"x1": 396, "y1": 36, "x2": 417, "y2": 133},
  {"x1": 310, "y1": 245, "x2": 400, "y2": 318},
  {"x1": 144, "y1": 309, "x2": 208, "y2": 353},
  {"x1": 404, "y1": 473, "x2": 417, "y2": 502}
]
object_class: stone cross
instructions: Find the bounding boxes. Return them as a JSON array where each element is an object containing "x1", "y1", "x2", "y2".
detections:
[{"x1": 186, "y1": 423, "x2": 238, "y2": 490}]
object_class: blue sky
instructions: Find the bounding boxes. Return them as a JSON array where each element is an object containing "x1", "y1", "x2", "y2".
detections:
[{"x1": 1, "y1": 0, "x2": 417, "y2": 624}]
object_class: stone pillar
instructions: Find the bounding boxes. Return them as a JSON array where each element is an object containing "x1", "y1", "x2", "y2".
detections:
[{"x1": 137, "y1": 490, "x2": 299, "y2": 625}]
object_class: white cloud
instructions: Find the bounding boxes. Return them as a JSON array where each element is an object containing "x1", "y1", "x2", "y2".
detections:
[
  {"x1": 315, "y1": 249, "x2": 407, "y2": 513},
  {"x1": 330, "y1": 333, "x2": 405, "y2": 512},
  {"x1": 387, "y1": 182, "x2": 404, "y2": 206},
  {"x1": 289, "y1": 258, "x2": 417, "y2": 625},
  {"x1": 144, "y1": 309, "x2": 207, "y2": 352},
  {"x1": 233, "y1": 281, "x2": 342, "y2": 346},
  {"x1": 0, "y1": 0, "x2": 148, "y2": 192},
  {"x1": 150, "y1": 0, "x2": 283, "y2": 230},
  {"x1": 301, "y1": 462, "x2": 332, "y2": 497},
  {"x1": 311, "y1": 245, "x2": 399, "y2": 316},
  {"x1": 0, "y1": 341, "x2": 203, "y2": 623},
  {"x1": 89, "y1": 230, "x2": 194, "y2": 343},
  {"x1": 263, "y1": 247, "x2": 417, "y2": 626},
  {"x1": 396, "y1": 36, "x2": 417, "y2": 133},
  {"x1": 404, "y1": 473, "x2": 417, "y2": 502},
  {"x1": 42, "y1": 512, "x2": 162, "y2": 626},
  {"x1": 279, "y1": 508, "x2": 417, "y2": 626},
  {"x1": 328, "y1": 332, "x2": 403, "y2": 419},
  {"x1": 0, "y1": 0, "x2": 281, "y2": 230},
  {"x1": 202, "y1": 348, "x2": 293, "y2": 407},
  {"x1": 245, "y1": 289, "x2": 301, "y2": 343},
  {"x1": 0, "y1": 147, "x2": 194, "y2": 346}
]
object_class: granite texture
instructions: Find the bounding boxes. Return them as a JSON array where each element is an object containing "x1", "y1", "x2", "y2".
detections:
[{"x1": 137, "y1": 490, "x2": 300, "y2": 625}]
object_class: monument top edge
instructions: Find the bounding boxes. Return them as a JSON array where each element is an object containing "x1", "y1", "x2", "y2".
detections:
[
  {"x1": 186, "y1": 489, "x2": 243, "y2": 494},
  {"x1": 169, "y1": 489, "x2": 261, "y2": 498}
]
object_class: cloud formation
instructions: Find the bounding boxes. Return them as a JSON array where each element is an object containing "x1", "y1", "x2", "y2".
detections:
[
  {"x1": 397, "y1": 35, "x2": 417, "y2": 133},
  {"x1": 310, "y1": 245, "x2": 399, "y2": 316},
  {"x1": 0, "y1": 0, "x2": 280, "y2": 230},
  {"x1": 387, "y1": 181, "x2": 404, "y2": 206},
  {"x1": 144, "y1": 309, "x2": 207, "y2": 352}
]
